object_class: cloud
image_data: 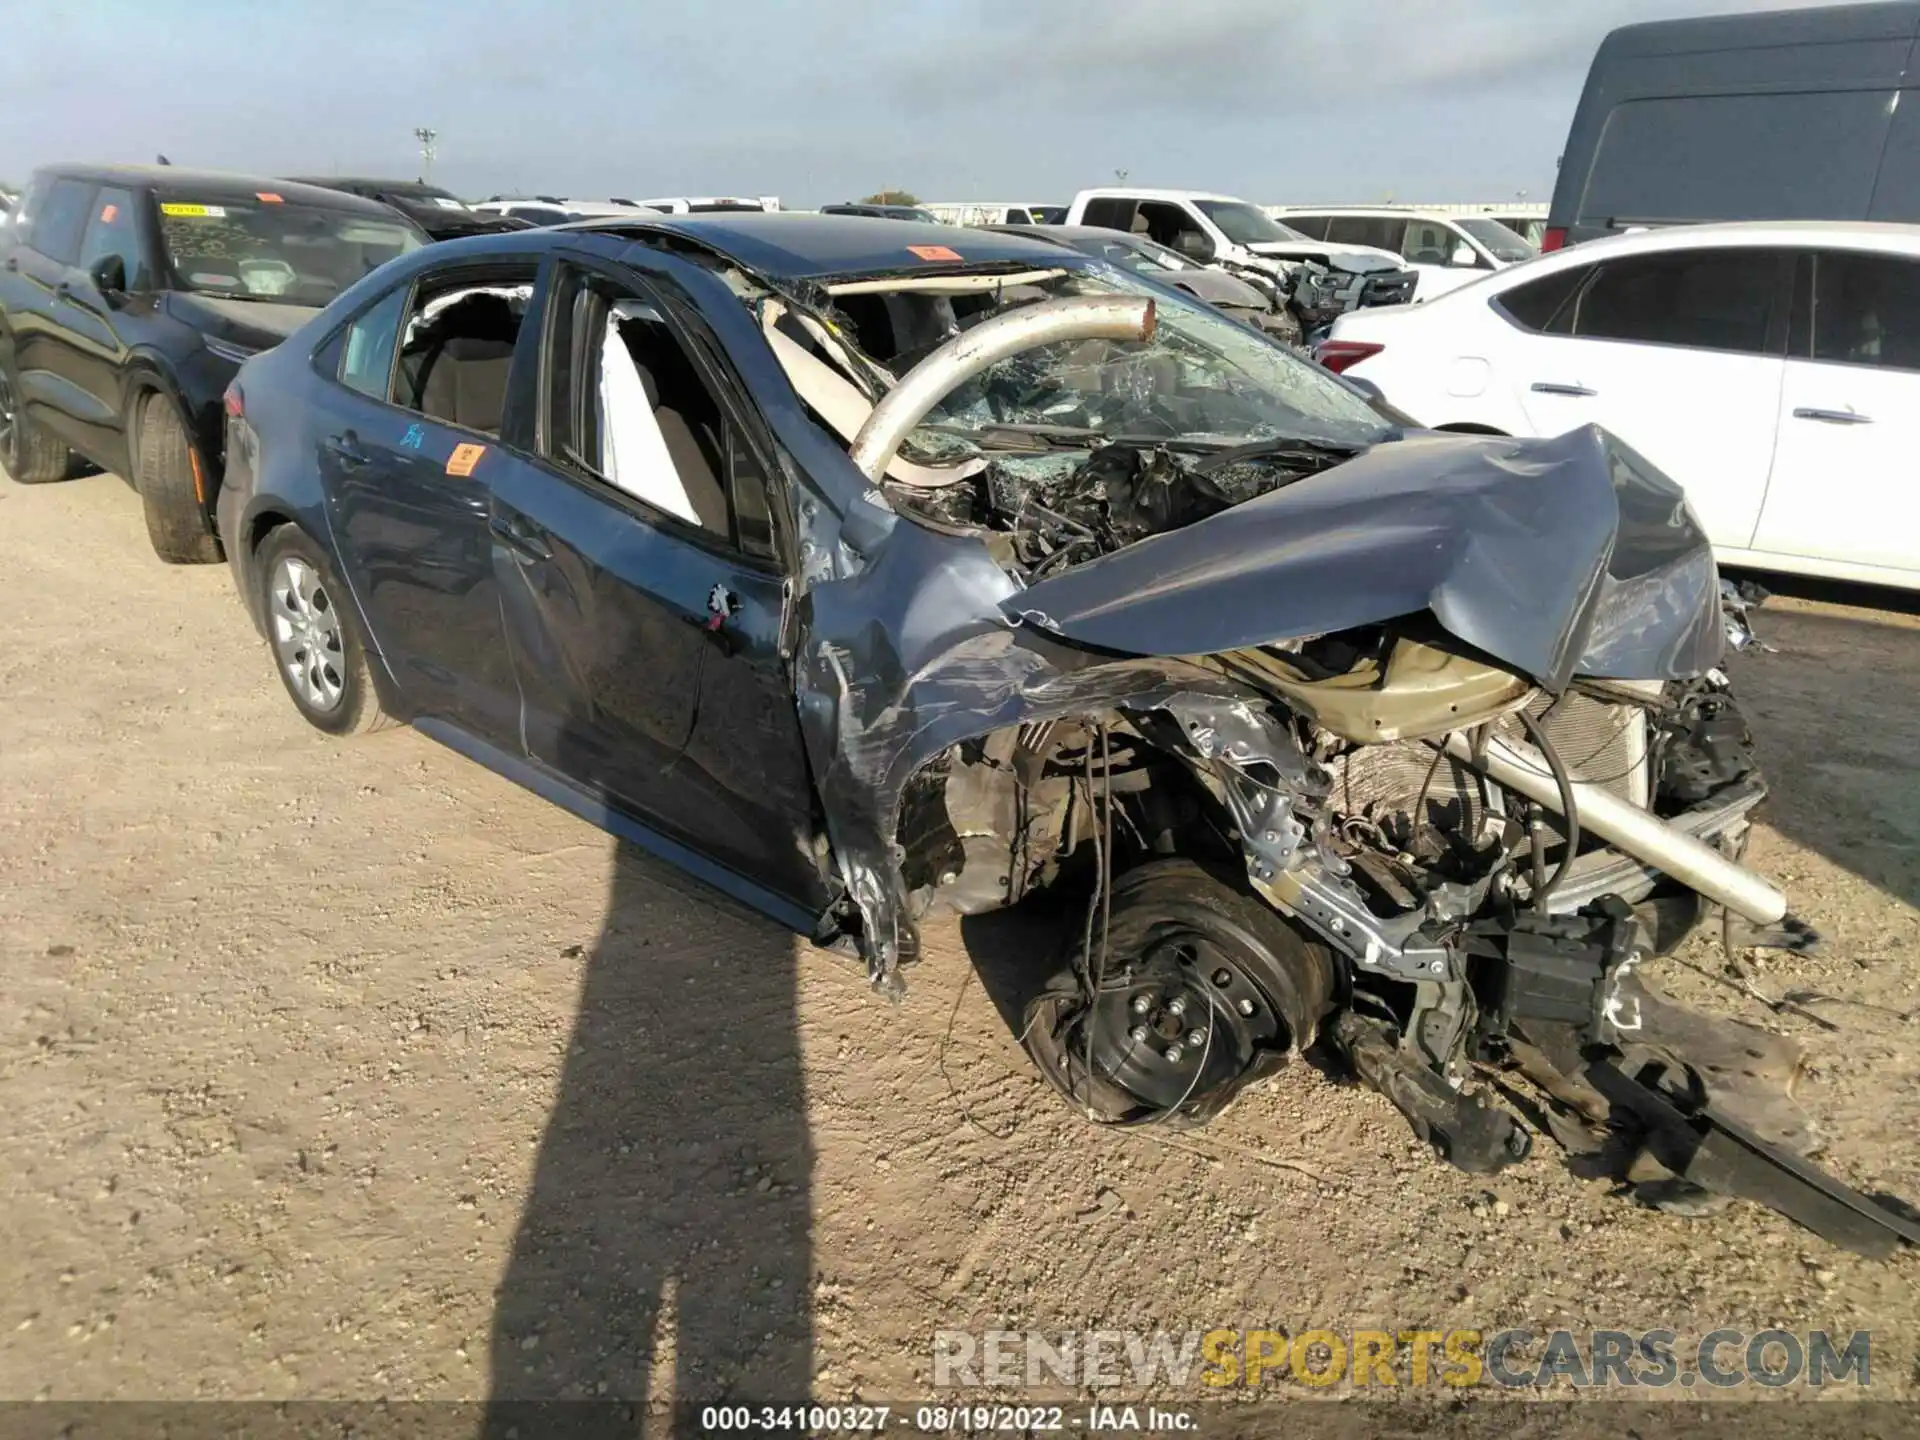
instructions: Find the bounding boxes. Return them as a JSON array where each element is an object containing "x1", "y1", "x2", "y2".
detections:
[{"x1": 0, "y1": 0, "x2": 1879, "y2": 204}]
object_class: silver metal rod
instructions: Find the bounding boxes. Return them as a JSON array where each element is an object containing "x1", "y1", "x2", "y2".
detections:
[
  {"x1": 1445, "y1": 730, "x2": 1787, "y2": 926},
  {"x1": 848, "y1": 295, "x2": 1157, "y2": 485}
]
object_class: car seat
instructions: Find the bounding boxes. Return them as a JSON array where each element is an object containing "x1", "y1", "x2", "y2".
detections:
[
  {"x1": 597, "y1": 314, "x2": 729, "y2": 533},
  {"x1": 411, "y1": 292, "x2": 520, "y2": 435}
]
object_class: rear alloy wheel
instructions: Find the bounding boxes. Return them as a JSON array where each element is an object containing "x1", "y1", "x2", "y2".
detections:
[
  {"x1": 1021, "y1": 858, "x2": 1336, "y2": 1126},
  {"x1": 256, "y1": 526, "x2": 391, "y2": 737},
  {"x1": 0, "y1": 363, "x2": 77, "y2": 484},
  {"x1": 135, "y1": 393, "x2": 221, "y2": 563}
]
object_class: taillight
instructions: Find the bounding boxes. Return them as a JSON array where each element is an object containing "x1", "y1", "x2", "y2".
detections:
[
  {"x1": 1540, "y1": 227, "x2": 1568, "y2": 252},
  {"x1": 223, "y1": 382, "x2": 244, "y2": 419},
  {"x1": 1314, "y1": 339, "x2": 1383, "y2": 374}
]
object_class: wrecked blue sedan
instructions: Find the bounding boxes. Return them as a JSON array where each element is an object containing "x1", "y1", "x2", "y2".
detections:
[{"x1": 216, "y1": 214, "x2": 1916, "y2": 1256}]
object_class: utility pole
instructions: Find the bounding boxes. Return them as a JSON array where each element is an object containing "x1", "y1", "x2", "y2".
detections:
[{"x1": 413, "y1": 127, "x2": 439, "y2": 184}]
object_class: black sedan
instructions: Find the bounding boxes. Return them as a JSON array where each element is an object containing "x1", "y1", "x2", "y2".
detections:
[{"x1": 213, "y1": 213, "x2": 1909, "y2": 1251}]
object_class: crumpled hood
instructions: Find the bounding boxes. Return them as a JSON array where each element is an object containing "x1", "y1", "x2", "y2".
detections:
[
  {"x1": 1246, "y1": 241, "x2": 1403, "y2": 274},
  {"x1": 1004, "y1": 425, "x2": 1724, "y2": 692},
  {"x1": 167, "y1": 292, "x2": 319, "y2": 348}
]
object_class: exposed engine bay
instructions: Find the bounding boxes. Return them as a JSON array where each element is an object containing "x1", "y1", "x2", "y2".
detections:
[{"x1": 696, "y1": 250, "x2": 1920, "y2": 1257}]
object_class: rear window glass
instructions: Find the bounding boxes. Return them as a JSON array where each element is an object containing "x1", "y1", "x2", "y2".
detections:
[
  {"x1": 1572, "y1": 248, "x2": 1780, "y2": 354},
  {"x1": 1808, "y1": 250, "x2": 1920, "y2": 371},
  {"x1": 1080, "y1": 198, "x2": 1137, "y2": 232},
  {"x1": 30, "y1": 178, "x2": 94, "y2": 264},
  {"x1": 1326, "y1": 216, "x2": 1406, "y2": 251},
  {"x1": 1581, "y1": 91, "x2": 1891, "y2": 226},
  {"x1": 1493, "y1": 264, "x2": 1591, "y2": 333}
]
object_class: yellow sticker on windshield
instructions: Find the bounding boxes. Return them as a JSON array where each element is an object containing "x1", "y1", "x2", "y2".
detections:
[
  {"x1": 445, "y1": 443, "x2": 487, "y2": 478},
  {"x1": 160, "y1": 202, "x2": 227, "y2": 218}
]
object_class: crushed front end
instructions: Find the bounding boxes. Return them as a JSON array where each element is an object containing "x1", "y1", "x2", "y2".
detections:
[{"x1": 732, "y1": 260, "x2": 1917, "y2": 1256}]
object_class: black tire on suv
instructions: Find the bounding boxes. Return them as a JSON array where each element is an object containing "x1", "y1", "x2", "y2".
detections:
[
  {"x1": 0, "y1": 360, "x2": 77, "y2": 484},
  {"x1": 135, "y1": 392, "x2": 221, "y2": 563}
]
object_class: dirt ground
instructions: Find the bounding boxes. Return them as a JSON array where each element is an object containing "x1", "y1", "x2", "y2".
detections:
[{"x1": 2, "y1": 468, "x2": 1917, "y2": 1419}]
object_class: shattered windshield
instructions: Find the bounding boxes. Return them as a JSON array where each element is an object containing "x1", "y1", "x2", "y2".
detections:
[
  {"x1": 910, "y1": 268, "x2": 1390, "y2": 452},
  {"x1": 157, "y1": 194, "x2": 423, "y2": 305},
  {"x1": 1193, "y1": 201, "x2": 1304, "y2": 245}
]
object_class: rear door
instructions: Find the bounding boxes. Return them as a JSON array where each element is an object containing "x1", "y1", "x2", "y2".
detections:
[
  {"x1": 7, "y1": 177, "x2": 98, "y2": 453},
  {"x1": 314, "y1": 256, "x2": 539, "y2": 742},
  {"x1": 488, "y1": 252, "x2": 830, "y2": 914},
  {"x1": 1749, "y1": 248, "x2": 1920, "y2": 580},
  {"x1": 1514, "y1": 244, "x2": 1789, "y2": 550},
  {"x1": 53, "y1": 185, "x2": 147, "y2": 466}
]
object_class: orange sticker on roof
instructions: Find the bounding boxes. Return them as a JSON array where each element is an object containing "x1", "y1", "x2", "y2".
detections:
[
  {"x1": 445, "y1": 443, "x2": 487, "y2": 478},
  {"x1": 256, "y1": 192, "x2": 284, "y2": 204},
  {"x1": 907, "y1": 244, "x2": 962, "y2": 262}
]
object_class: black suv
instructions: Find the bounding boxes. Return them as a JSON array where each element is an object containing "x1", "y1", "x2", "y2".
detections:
[
  {"x1": 285, "y1": 178, "x2": 531, "y2": 241},
  {"x1": 0, "y1": 164, "x2": 427, "y2": 561}
]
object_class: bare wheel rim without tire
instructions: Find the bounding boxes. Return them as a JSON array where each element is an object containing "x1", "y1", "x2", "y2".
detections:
[{"x1": 269, "y1": 555, "x2": 346, "y2": 712}]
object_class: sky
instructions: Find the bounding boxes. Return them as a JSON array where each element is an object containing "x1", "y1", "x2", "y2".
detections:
[{"x1": 0, "y1": 0, "x2": 1868, "y2": 207}]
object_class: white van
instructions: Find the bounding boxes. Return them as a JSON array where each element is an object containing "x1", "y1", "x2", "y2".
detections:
[{"x1": 1271, "y1": 206, "x2": 1535, "y2": 298}]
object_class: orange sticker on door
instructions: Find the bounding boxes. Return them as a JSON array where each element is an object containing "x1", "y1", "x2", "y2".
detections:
[
  {"x1": 907, "y1": 244, "x2": 961, "y2": 261},
  {"x1": 445, "y1": 443, "x2": 488, "y2": 477}
]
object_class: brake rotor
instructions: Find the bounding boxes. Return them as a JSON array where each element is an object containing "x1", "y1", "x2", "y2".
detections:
[{"x1": 1075, "y1": 926, "x2": 1294, "y2": 1116}]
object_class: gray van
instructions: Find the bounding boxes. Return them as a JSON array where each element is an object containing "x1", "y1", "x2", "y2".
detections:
[{"x1": 1546, "y1": 1, "x2": 1920, "y2": 250}]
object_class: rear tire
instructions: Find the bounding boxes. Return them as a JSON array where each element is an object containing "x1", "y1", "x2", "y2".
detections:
[
  {"x1": 0, "y1": 361, "x2": 77, "y2": 484},
  {"x1": 255, "y1": 525, "x2": 393, "y2": 737},
  {"x1": 135, "y1": 393, "x2": 221, "y2": 564}
]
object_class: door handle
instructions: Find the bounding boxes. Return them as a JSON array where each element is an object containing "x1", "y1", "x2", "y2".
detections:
[
  {"x1": 3, "y1": 257, "x2": 17, "y2": 272},
  {"x1": 323, "y1": 431, "x2": 372, "y2": 468},
  {"x1": 1531, "y1": 381, "x2": 1597, "y2": 397},
  {"x1": 488, "y1": 512, "x2": 552, "y2": 562},
  {"x1": 1792, "y1": 406, "x2": 1873, "y2": 425}
]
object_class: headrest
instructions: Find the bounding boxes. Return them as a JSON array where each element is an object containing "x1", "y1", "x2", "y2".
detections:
[{"x1": 431, "y1": 291, "x2": 520, "y2": 345}]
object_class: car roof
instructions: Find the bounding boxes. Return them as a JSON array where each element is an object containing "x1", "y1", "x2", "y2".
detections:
[
  {"x1": 1275, "y1": 205, "x2": 1470, "y2": 218},
  {"x1": 1072, "y1": 187, "x2": 1244, "y2": 204},
  {"x1": 31, "y1": 163, "x2": 406, "y2": 216},
  {"x1": 583, "y1": 211, "x2": 1083, "y2": 280},
  {"x1": 1530, "y1": 219, "x2": 1920, "y2": 265},
  {"x1": 289, "y1": 176, "x2": 449, "y2": 195},
  {"x1": 1401, "y1": 219, "x2": 1920, "y2": 306}
]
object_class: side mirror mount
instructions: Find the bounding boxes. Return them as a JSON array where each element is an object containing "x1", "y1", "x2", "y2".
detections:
[
  {"x1": 89, "y1": 253, "x2": 128, "y2": 303},
  {"x1": 1176, "y1": 231, "x2": 1214, "y2": 262},
  {"x1": 1450, "y1": 242, "x2": 1477, "y2": 268}
]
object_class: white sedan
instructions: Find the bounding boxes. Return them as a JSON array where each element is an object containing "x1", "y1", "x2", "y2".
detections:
[{"x1": 1320, "y1": 221, "x2": 1920, "y2": 591}]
